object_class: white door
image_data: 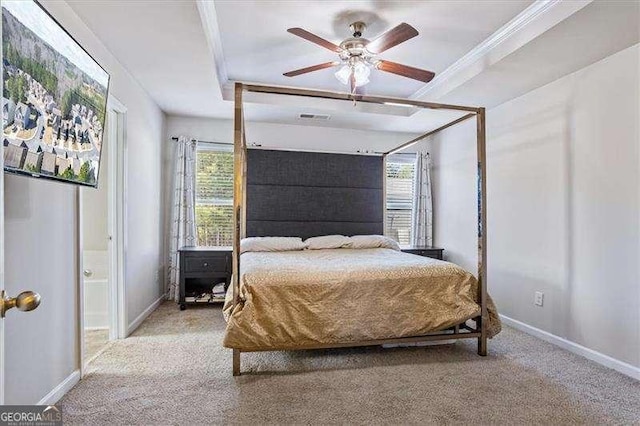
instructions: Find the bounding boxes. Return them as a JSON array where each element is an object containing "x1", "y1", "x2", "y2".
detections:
[
  {"x1": 0, "y1": 120, "x2": 40, "y2": 407},
  {"x1": 0, "y1": 14, "x2": 42, "y2": 406},
  {"x1": 0, "y1": 130, "x2": 43, "y2": 406}
]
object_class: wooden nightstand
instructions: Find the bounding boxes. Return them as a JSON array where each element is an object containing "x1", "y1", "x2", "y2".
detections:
[
  {"x1": 179, "y1": 246, "x2": 232, "y2": 310},
  {"x1": 401, "y1": 246, "x2": 444, "y2": 260}
]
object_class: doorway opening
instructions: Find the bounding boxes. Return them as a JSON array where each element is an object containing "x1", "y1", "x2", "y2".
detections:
[{"x1": 80, "y1": 98, "x2": 126, "y2": 369}]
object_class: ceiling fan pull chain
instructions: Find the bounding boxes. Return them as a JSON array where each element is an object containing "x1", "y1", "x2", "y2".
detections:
[{"x1": 350, "y1": 70, "x2": 358, "y2": 106}]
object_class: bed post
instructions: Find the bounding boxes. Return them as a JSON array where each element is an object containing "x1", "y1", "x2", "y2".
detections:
[
  {"x1": 476, "y1": 107, "x2": 488, "y2": 356},
  {"x1": 382, "y1": 154, "x2": 387, "y2": 235},
  {"x1": 232, "y1": 82, "x2": 245, "y2": 375}
]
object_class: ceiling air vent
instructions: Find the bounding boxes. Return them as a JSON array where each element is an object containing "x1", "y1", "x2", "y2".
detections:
[{"x1": 298, "y1": 113, "x2": 330, "y2": 121}]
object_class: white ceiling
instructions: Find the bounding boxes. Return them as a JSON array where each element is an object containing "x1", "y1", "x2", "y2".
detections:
[
  {"x1": 438, "y1": 0, "x2": 640, "y2": 108},
  {"x1": 241, "y1": 92, "x2": 470, "y2": 134},
  {"x1": 66, "y1": 0, "x2": 639, "y2": 136},
  {"x1": 214, "y1": 0, "x2": 531, "y2": 98},
  {"x1": 66, "y1": 0, "x2": 226, "y2": 118}
]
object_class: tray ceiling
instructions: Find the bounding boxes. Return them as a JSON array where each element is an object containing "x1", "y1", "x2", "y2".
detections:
[
  {"x1": 65, "y1": 0, "x2": 639, "y2": 135},
  {"x1": 214, "y1": 0, "x2": 532, "y2": 98}
]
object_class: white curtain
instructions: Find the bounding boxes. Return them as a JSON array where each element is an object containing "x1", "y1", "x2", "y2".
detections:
[
  {"x1": 411, "y1": 151, "x2": 433, "y2": 247},
  {"x1": 167, "y1": 136, "x2": 197, "y2": 301}
]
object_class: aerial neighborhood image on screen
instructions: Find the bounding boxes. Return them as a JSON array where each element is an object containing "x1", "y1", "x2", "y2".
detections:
[{"x1": 2, "y1": 0, "x2": 109, "y2": 187}]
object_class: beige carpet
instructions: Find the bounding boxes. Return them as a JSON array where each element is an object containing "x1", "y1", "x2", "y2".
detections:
[{"x1": 60, "y1": 302, "x2": 640, "y2": 425}]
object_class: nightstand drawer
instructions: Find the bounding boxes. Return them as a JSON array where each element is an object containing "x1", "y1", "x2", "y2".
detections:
[
  {"x1": 401, "y1": 248, "x2": 444, "y2": 260},
  {"x1": 185, "y1": 255, "x2": 227, "y2": 273}
]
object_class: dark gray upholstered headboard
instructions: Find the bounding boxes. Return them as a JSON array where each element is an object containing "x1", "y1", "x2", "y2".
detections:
[{"x1": 246, "y1": 149, "x2": 384, "y2": 240}]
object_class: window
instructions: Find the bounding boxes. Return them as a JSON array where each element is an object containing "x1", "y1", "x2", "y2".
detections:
[
  {"x1": 385, "y1": 153, "x2": 416, "y2": 246},
  {"x1": 194, "y1": 143, "x2": 234, "y2": 247}
]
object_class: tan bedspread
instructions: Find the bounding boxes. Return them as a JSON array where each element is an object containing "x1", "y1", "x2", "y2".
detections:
[{"x1": 223, "y1": 248, "x2": 501, "y2": 351}]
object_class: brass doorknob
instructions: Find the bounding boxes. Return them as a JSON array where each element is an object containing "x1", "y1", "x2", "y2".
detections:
[{"x1": 0, "y1": 290, "x2": 41, "y2": 318}]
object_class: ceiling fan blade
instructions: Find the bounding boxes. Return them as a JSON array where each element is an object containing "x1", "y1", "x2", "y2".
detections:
[
  {"x1": 283, "y1": 61, "x2": 340, "y2": 77},
  {"x1": 375, "y1": 60, "x2": 435, "y2": 83},
  {"x1": 287, "y1": 28, "x2": 342, "y2": 53},
  {"x1": 366, "y1": 23, "x2": 418, "y2": 54}
]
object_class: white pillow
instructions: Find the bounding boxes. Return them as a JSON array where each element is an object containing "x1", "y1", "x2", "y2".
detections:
[
  {"x1": 305, "y1": 235, "x2": 352, "y2": 250},
  {"x1": 349, "y1": 235, "x2": 401, "y2": 251},
  {"x1": 240, "y1": 237, "x2": 306, "y2": 254}
]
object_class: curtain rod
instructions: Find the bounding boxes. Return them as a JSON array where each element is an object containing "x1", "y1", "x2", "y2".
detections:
[
  {"x1": 170, "y1": 136, "x2": 425, "y2": 156},
  {"x1": 170, "y1": 137, "x2": 231, "y2": 145}
]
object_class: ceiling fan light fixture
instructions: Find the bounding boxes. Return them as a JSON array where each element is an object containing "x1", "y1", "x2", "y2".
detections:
[
  {"x1": 352, "y1": 61, "x2": 370, "y2": 87},
  {"x1": 335, "y1": 61, "x2": 371, "y2": 87},
  {"x1": 334, "y1": 65, "x2": 352, "y2": 85}
]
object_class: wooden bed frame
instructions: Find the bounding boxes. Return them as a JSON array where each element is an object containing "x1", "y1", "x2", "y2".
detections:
[{"x1": 231, "y1": 82, "x2": 487, "y2": 376}]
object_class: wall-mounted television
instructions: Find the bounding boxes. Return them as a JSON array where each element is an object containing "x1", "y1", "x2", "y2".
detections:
[{"x1": 2, "y1": 0, "x2": 110, "y2": 188}]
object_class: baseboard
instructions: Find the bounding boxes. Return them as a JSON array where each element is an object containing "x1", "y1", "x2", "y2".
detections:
[
  {"x1": 500, "y1": 314, "x2": 640, "y2": 381},
  {"x1": 126, "y1": 294, "x2": 165, "y2": 337},
  {"x1": 38, "y1": 370, "x2": 80, "y2": 405}
]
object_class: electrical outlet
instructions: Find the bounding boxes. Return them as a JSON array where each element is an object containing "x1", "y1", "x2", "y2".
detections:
[
  {"x1": 155, "y1": 270, "x2": 160, "y2": 284},
  {"x1": 534, "y1": 291, "x2": 544, "y2": 307}
]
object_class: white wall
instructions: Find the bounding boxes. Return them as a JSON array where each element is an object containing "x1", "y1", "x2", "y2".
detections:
[
  {"x1": 422, "y1": 44, "x2": 639, "y2": 368},
  {"x1": 3, "y1": 0, "x2": 165, "y2": 403},
  {"x1": 165, "y1": 115, "x2": 418, "y2": 153}
]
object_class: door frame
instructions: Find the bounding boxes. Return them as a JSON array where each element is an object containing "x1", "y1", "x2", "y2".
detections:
[
  {"x1": 78, "y1": 95, "x2": 128, "y2": 375},
  {"x1": 107, "y1": 96, "x2": 127, "y2": 341}
]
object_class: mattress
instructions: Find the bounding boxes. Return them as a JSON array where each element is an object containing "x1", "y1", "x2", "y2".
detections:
[{"x1": 223, "y1": 248, "x2": 501, "y2": 351}]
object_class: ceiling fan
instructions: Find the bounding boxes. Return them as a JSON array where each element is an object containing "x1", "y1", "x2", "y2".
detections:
[{"x1": 283, "y1": 21, "x2": 435, "y2": 93}]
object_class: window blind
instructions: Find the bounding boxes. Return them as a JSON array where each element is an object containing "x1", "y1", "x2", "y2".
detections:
[
  {"x1": 385, "y1": 153, "x2": 416, "y2": 245},
  {"x1": 195, "y1": 142, "x2": 233, "y2": 247}
]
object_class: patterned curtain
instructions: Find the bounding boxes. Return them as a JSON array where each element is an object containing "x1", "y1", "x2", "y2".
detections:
[
  {"x1": 167, "y1": 136, "x2": 197, "y2": 301},
  {"x1": 411, "y1": 151, "x2": 433, "y2": 247}
]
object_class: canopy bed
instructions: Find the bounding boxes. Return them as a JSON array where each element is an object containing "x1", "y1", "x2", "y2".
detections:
[{"x1": 225, "y1": 82, "x2": 491, "y2": 376}]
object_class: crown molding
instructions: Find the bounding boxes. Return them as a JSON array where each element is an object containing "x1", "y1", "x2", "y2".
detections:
[
  {"x1": 411, "y1": 0, "x2": 593, "y2": 101},
  {"x1": 196, "y1": 0, "x2": 228, "y2": 100}
]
